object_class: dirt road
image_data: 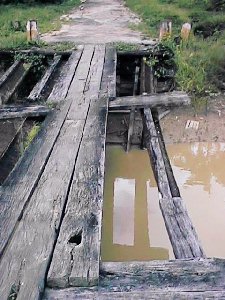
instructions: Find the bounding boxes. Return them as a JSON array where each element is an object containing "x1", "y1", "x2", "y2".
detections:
[{"x1": 42, "y1": 0, "x2": 146, "y2": 44}]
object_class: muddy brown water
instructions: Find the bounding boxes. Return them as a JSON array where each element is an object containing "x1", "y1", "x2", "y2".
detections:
[
  {"x1": 101, "y1": 146, "x2": 174, "y2": 261},
  {"x1": 101, "y1": 142, "x2": 225, "y2": 261}
]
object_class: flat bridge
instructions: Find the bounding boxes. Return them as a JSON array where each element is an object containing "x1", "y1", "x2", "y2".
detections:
[{"x1": 0, "y1": 45, "x2": 225, "y2": 299}]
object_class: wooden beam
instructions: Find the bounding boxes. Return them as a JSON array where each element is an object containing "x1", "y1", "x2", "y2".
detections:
[
  {"x1": 47, "y1": 47, "x2": 114, "y2": 289},
  {"x1": 0, "y1": 45, "x2": 96, "y2": 300},
  {"x1": 109, "y1": 91, "x2": 190, "y2": 110},
  {"x1": 108, "y1": 48, "x2": 117, "y2": 100},
  {"x1": 44, "y1": 258, "x2": 225, "y2": 298},
  {"x1": 143, "y1": 108, "x2": 205, "y2": 259},
  {"x1": 0, "y1": 105, "x2": 50, "y2": 120},
  {"x1": 28, "y1": 55, "x2": 62, "y2": 101},
  {"x1": 0, "y1": 46, "x2": 92, "y2": 258},
  {"x1": 0, "y1": 61, "x2": 32, "y2": 104},
  {"x1": 47, "y1": 48, "x2": 84, "y2": 103},
  {"x1": 44, "y1": 289, "x2": 225, "y2": 300}
]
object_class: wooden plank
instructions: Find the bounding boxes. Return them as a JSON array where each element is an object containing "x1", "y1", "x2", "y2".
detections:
[
  {"x1": 108, "y1": 48, "x2": 117, "y2": 101},
  {"x1": 0, "y1": 45, "x2": 96, "y2": 300},
  {"x1": 44, "y1": 289, "x2": 225, "y2": 299},
  {"x1": 109, "y1": 91, "x2": 190, "y2": 110},
  {"x1": 0, "y1": 60, "x2": 20, "y2": 88},
  {"x1": 47, "y1": 48, "x2": 83, "y2": 103},
  {"x1": 44, "y1": 258, "x2": 225, "y2": 298},
  {"x1": 47, "y1": 47, "x2": 113, "y2": 289},
  {"x1": 0, "y1": 61, "x2": 32, "y2": 104},
  {"x1": 126, "y1": 108, "x2": 135, "y2": 152},
  {"x1": 143, "y1": 108, "x2": 205, "y2": 259},
  {"x1": 0, "y1": 119, "x2": 85, "y2": 300},
  {"x1": 0, "y1": 46, "x2": 93, "y2": 257},
  {"x1": 0, "y1": 119, "x2": 25, "y2": 159},
  {"x1": 0, "y1": 105, "x2": 50, "y2": 120},
  {"x1": 28, "y1": 55, "x2": 62, "y2": 101}
]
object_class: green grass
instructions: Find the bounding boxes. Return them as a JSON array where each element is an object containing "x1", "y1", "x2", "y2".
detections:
[
  {"x1": 0, "y1": 0, "x2": 80, "y2": 49},
  {"x1": 125, "y1": 0, "x2": 225, "y2": 97}
]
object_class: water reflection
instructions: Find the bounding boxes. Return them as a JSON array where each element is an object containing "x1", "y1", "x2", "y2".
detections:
[
  {"x1": 101, "y1": 146, "x2": 173, "y2": 262},
  {"x1": 168, "y1": 142, "x2": 225, "y2": 258}
]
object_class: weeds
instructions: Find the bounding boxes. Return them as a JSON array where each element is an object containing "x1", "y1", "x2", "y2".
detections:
[{"x1": 24, "y1": 123, "x2": 41, "y2": 150}]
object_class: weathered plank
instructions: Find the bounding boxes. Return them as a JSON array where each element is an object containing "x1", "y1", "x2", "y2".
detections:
[
  {"x1": 47, "y1": 48, "x2": 83, "y2": 103},
  {"x1": 44, "y1": 258, "x2": 225, "y2": 298},
  {"x1": 109, "y1": 91, "x2": 190, "y2": 110},
  {"x1": 0, "y1": 120, "x2": 85, "y2": 300},
  {"x1": 0, "y1": 46, "x2": 93, "y2": 258},
  {"x1": 0, "y1": 45, "x2": 97, "y2": 300},
  {"x1": 108, "y1": 48, "x2": 117, "y2": 100},
  {"x1": 0, "y1": 119, "x2": 25, "y2": 159},
  {"x1": 44, "y1": 289, "x2": 225, "y2": 299},
  {"x1": 0, "y1": 105, "x2": 50, "y2": 119},
  {"x1": 28, "y1": 55, "x2": 62, "y2": 101},
  {"x1": 0, "y1": 60, "x2": 20, "y2": 88},
  {"x1": 0, "y1": 61, "x2": 32, "y2": 104},
  {"x1": 143, "y1": 108, "x2": 205, "y2": 259},
  {"x1": 47, "y1": 47, "x2": 114, "y2": 289}
]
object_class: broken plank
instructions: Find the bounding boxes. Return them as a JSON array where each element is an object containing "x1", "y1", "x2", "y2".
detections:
[
  {"x1": 0, "y1": 60, "x2": 20, "y2": 88},
  {"x1": 0, "y1": 105, "x2": 50, "y2": 120},
  {"x1": 0, "y1": 61, "x2": 32, "y2": 105},
  {"x1": 109, "y1": 91, "x2": 190, "y2": 110},
  {"x1": 28, "y1": 55, "x2": 62, "y2": 101},
  {"x1": 143, "y1": 108, "x2": 205, "y2": 259},
  {"x1": 0, "y1": 119, "x2": 85, "y2": 300},
  {"x1": 47, "y1": 47, "x2": 110, "y2": 289},
  {"x1": 47, "y1": 47, "x2": 84, "y2": 103},
  {"x1": 0, "y1": 44, "x2": 96, "y2": 258}
]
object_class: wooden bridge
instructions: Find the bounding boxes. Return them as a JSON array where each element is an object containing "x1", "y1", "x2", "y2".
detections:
[{"x1": 0, "y1": 45, "x2": 225, "y2": 299}]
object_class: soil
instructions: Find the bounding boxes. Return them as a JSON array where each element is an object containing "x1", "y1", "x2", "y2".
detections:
[
  {"x1": 42, "y1": 0, "x2": 151, "y2": 45},
  {"x1": 161, "y1": 95, "x2": 225, "y2": 144}
]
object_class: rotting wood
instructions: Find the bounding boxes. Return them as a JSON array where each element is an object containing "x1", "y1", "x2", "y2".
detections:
[
  {"x1": 28, "y1": 55, "x2": 62, "y2": 101},
  {"x1": 44, "y1": 289, "x2": 225, "y2": 300},
  {"x1": 0, "y1": 119, "x2": 25, "y2": 160},
  {"x1": 0, "y1": 120, "x2": 85, "y2": 300},
  {"x1": 109, "y1": 91, "x2": 190, "y2": 110},
  {"x1": 0, "y1": 46, "x2": 93, "y2": 258},
  {"x1": 47, "y1": 47, "x2": 116, "y2": 289},
  {"x1": 0, "y1": 61, "x2": 32, "y2": 104},
  {"x1": 143, "y1": 108, "x2": 205, "y2": 259},
  {"x1": 0, "y1": 60, "x2": 20, "y2": 88},
  {"x1": 108, "y1": 48, "x2": 117, "y2": 101},
  {"x1": 152, "y1": 109, "x2": 180, "y2": 197},
  {"x1": 44, "y1": 258, "x2": 225, "y2": 299},
  {"x1": 0, "y1": 45, "x2": 96, "y2": 300},
  {"x1": 47, "y1": 48, "x2": 84, "y2": 104},
  {"x1": 0, "y1": 105, "x2": 50, "y2": 120}
]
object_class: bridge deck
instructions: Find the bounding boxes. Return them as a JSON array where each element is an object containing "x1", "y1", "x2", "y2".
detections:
[{"x1": 0, "y1": 45, "x2": 224, "y2": 300}]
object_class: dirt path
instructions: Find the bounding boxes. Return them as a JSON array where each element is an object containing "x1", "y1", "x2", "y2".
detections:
[{"x1": 42, "y1": 0, "x2": 147, "y2": 44}]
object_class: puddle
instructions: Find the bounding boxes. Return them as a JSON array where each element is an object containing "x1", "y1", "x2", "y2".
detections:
[
  {"x1": 101, "y1": 145, "x2": 174, "y2": 262},
  {"x1": 168, "y1": 142, "x2": 225, "y2": 258}
]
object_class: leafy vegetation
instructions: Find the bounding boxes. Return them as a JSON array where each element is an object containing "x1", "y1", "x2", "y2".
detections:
[
  {"x1": 125, "y1": 0, "x2": 225, "y2": 97},
  {"x1": 0, "y1": 0, "x2": 80, "y2": 49},
  {"x1": 23, "y1": 123, "x2": 41, "y2": 150}
]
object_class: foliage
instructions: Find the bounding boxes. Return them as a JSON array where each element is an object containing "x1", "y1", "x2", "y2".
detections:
[
  {"x1": 0, "y1": 0, "x2": 80, "y2": 49},
  {"x1": 113, "y1": 42, "x2": 140, "y2": 52},
  {"x1": 14, "y1": 52, "x2": 45, "y2": 73},
  {"x1": 24, "y1": 123, "x2": 41, "y2": 150}
]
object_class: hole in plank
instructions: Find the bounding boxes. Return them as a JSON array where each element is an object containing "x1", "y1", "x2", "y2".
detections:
[{"x1": 68, "y1": 231, "x2": 82, "y2": 246}]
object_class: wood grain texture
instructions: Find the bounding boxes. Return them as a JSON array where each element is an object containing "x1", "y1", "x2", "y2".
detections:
[
  {"x1": 0, "y1": 105, "x2": 50, "y2": 119},
  {"x1": 109, "y1": 91, "x2": 190, "y2": 110},
  {"x1": 28, "y1": 55, "x2": 62, "y2": 101},
  {"x1": 0, "y1": 119, "x2": 85, "y2": 300},
  {"x1": 47, "y1": 47, "x2": 113, "y2": 289},
  {"x1": 47, "y1": 48, "x2": 83, "y2": 103},
  {"x1": 0, "y1": 60, "x2": 20, "y2": 88},
  {"x1": 143, "y1": 108, "x2": 205, "y2": 259},
  {"x1": 44, "y1": 258, "x2": 225, "y2": 298},
  {"x1": 0, "y1": 61, "x2": 31, "y2": 104},
  {"x1": 0, "y1": 46, "x2": 93, "y2": 258}
]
